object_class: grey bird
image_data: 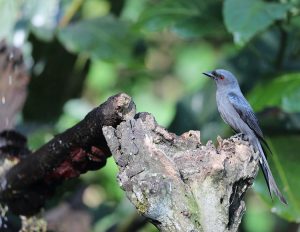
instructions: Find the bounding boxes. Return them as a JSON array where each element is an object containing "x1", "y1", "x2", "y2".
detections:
[{"x1": 203, "y1": 69, "x2": 287, "y2": 204}]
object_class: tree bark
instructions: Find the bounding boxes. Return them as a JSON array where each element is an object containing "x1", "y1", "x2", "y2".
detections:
[
  {"x1": 103, "y1": 112, "x2": 259, "y2": 232},
  {"x1": 0, "y1": 93, "x2": 136, "y2": 216}
]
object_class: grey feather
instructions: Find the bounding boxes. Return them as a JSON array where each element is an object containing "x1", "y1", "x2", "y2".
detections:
[
  {"x1": 228, "y1": 92, "x2": 272, "y2": 155},
  {"x1": 227, "y1": 92, "x2": 264, "y2": 139},
  {"x1": 203, "y1": 69, "x2": 287, "y2": 204}
]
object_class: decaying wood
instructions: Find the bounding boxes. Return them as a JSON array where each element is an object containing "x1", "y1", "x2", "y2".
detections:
[
  {"x1": 0, "y1": 93, "x2": 135, "y2": 216},
  {"x1": 103, "y1": 112, "x2": 259, "y2": 232}
]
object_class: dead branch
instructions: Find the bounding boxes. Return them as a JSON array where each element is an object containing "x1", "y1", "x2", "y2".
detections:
[{"x1": 0, "y1": 93, "x2": 135, "y2": 216}]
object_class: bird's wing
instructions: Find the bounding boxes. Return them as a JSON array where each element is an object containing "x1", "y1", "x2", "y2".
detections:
[
  {"x1": 228, "y1": 92, "x2": 272, "y2": 155},
  {"x1": 227, "y1": 92, "x2": 264, "y2": 139}
]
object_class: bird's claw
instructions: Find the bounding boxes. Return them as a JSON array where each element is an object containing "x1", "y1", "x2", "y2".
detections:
[
  {"x1": 232, "y1": 133, "x2": 243, "y2": 138},
  {"x1": 232, "y1": 133, "x2": 249, "y2": 141}
]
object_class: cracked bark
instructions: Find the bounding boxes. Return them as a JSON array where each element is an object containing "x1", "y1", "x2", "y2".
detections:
[{"x1": 103, "y1": 112, "x2": 259, "y2": 232}]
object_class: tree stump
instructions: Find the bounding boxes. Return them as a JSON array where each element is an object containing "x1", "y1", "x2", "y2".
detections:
[{"x1": 103, "y1": 110, "x2": 259, "y2": 232}]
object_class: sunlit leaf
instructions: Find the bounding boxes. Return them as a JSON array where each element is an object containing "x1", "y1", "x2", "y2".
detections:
[
  {"x1": 224, "y1": 0, "x2": 291, "y2": 45},
  {"x1": 248, "y1": 73, "x2": 300, "y2": 113},
  {"x1": 86, "y1": 60, "x2": 117, "y2": 91},
  {"x1": 137, "y1": 0, "x2": 224, "y2": 38},
  {"x1": 121, "y1": 0, "x2": 148, "y2": 22},
  {"x1": 134, "y1": 91, "x2": 176, "y2": 127},
  {"x1": 138, "y1": 1, "x2": 199, "y2": 32},
  {"x1": 175, "y1": 43, "x2": 217, "y2": 92},
  {"x1": 82, "y1": 0, "x2": 110, "y2": 19},
  {"x1": 58, "y1": 16, "x2": 135, "y2": 61}
]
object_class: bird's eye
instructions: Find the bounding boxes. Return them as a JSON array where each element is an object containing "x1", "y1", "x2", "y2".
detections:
[{"x1": 220, "y1": 75, "x2": 224, "y2": 80}]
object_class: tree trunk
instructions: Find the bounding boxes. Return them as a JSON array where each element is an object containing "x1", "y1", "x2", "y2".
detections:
[{"x1": 103, "y1": 111, "x2": 259, "y2": 232}]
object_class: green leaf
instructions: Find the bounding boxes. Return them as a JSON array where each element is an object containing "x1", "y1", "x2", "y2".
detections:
[
  {"x1": 175, "y1": 43, "x2": 217, "y2": 92},
  {"x1": 58, "y1": 16, "x2": 135, "y2": 61},
  {"x1": 254, "y1": 136, "x2": 300, "y2": 222},
  {"x1": 248, "y1": 73, "x2": 300, "y2": 113},
  {"x1": 223, "y1": 0, "x2": 291, "y2": 45},
  {"x1": 244, "y1": 196, "x2": 276, "y2": 232},
  {"x1": 86, "y1": 60, "x2": 117, "y2": 91},
  {"x1": 134, "y1": 91, "x2": 176, "y2": 127},
  {"x1": 0, "y1": 0, "x2": 19, "y2": 40},
  {"x1": 137, "y1": 0, "x2": 225, "y2": 38},
  {"x1": 138, "y1": 1, "x2": 199, "y2": 32}
]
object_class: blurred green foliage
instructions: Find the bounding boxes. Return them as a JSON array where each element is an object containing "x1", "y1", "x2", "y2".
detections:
[
  {"x1": 58, "y1": 16, "x2": 136, "y2": 61},
  {"x1": 1, "y1": 0, "x2": 300, "y2": 231},
  {"x1": 249, "y1": 73, "x2": 300, "y2": 113},
  {"x1": 224, "y1": 0, "x2": 292, "y2": 45}
]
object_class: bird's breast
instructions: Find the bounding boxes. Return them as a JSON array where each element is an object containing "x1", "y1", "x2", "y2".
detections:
[{"x1": 216, "y1": 91, "x2": 242, "y2": 132}]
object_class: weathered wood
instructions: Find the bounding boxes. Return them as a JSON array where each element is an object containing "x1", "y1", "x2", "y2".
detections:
[
  {"x1": 0, "y1": 93, "x2": 136, "y2": 216},
  {"x1": 103, "y1": 112, "x2": 259, "y2": 232}
]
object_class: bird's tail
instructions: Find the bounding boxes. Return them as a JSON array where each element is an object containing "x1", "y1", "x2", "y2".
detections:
[{"x1": 254, "y1": 139, "x2": 287, "y2": 204}]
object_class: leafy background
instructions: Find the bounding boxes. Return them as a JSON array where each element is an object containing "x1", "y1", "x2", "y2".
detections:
[{"x1": 1, "y1": 0, "x2": 300, "y2": 231}]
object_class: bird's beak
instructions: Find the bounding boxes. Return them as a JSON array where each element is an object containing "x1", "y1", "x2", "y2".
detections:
[{"x1": 202, "y1": 71, "x2": 215, "y2": 80}]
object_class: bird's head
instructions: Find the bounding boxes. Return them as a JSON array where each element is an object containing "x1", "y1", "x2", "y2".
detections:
[{"x1": 203, "y1": 69, "x2": 238, "y2": 88}]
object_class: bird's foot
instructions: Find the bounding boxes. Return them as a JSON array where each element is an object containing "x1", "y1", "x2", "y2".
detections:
[
  {"x1": 233, "y1": 133, "x2": 249, "y2": 141},
  {"x1": 232, "y1": 133, "x2": 243, "y2": 139}
]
